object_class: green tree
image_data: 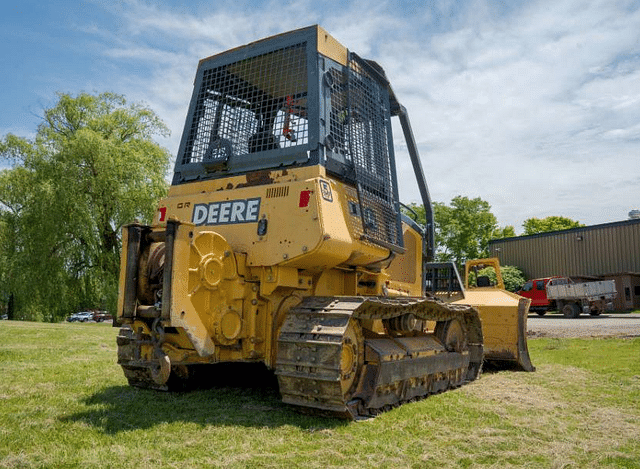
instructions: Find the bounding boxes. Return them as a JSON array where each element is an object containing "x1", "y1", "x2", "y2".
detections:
[
  {"x1": 0, "y1": 92, "x2": 170, "y2": 321},
  {"x1": 433, "y1": 196, "x2": 500, "y2": 267},
  {"x1": 404, "y1": 196, "x2": 511, "y2": 268},
  {"x1": 493, "y1": 225, "x2": 516, "y2": 239},
  {"x1": 0, "y1": 218, "x2": 9, "y2": 317},
  {"x1": 522, "y1": 216, "x2": 584, "y2": 235},
  {"x1": 472, "y1": 265, "x2": 526, "y2": 292}
]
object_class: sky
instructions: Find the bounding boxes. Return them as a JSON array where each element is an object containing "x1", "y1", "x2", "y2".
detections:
[{"x1": 1, "y1": 0, "x2": 639, "y2": 232}]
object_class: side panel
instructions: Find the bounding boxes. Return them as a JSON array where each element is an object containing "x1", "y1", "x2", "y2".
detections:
[
  {"x1": 385, "y1": 222, "x2": 424, "y2": 296},
  {"x1": 547, "y1": 280, "x2": 617, "y2": 300}
]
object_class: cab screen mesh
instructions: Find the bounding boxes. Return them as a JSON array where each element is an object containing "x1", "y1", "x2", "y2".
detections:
[
  {"x1": 347, "y1": 55, "x2": 402, "y2": 251},
  {"x1": 181, "y1": 42, "x2": 308, "y2": 166}
]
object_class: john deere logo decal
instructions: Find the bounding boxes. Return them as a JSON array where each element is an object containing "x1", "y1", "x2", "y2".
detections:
[{"x1": 192, "y1": 198, "x2": 261, "y2": 226}]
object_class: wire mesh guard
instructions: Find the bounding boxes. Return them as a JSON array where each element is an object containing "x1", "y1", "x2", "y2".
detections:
[
  {"x1": 326, "y1": 67, "x2": 349, "y2": 159},
  {"x1": 424, "y1": 263, "x2": 464, "y2": 295},
  {"x1": 181, "y1": 42, "x2": 309, "y2": 167},
  {"x1": 344, "y1": 56, "x2": 402, "y2": 252}
]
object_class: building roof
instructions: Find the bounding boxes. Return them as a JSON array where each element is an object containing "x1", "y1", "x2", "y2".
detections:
[{"x1": 489, "y1": 217, "x2": 640, "y2": 244}]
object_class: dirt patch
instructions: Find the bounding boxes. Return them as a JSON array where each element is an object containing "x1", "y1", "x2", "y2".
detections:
[{"x1": 462, "y1": 371, "x2": 565, "y2": 413}]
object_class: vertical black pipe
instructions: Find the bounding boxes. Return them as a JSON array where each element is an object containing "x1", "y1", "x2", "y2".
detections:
[
  {"x1": 396, "y1": 105, "x2": 435, "y2": 261},
  {"x1": 122, "y1": 225, "x2": 143, "y2": 319}
]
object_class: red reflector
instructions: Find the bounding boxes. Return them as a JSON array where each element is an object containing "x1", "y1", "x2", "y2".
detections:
[{"x1": 299, "y1": 190, "x2": 311, "y2": 207}]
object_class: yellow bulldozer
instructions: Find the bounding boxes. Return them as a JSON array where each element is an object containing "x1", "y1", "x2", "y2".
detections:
[
  {"x1": 454, "y1": 258, "x2": 534, "y2": 371},
  {"x1": 116, "y1": 25, "x2": 533, "y2": 419}
]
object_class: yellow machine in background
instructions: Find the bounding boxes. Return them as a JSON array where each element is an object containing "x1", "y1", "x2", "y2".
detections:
[
  {"x1": 454, "y1": 258, "x2": 534, "y2": 371},
  {"x1": 116, "y1": 26, "x2": 532, "y2": 419}
]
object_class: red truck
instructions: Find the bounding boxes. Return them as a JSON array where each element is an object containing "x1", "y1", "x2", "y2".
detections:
[
  {"x1": 518, "y1": 277, "x2": 558, "y2": 315},
  {"x1": 518, "y1": 277, "x2": 616, "y2": 318}
]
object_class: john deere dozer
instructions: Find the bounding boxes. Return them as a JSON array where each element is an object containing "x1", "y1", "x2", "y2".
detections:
[{"x1": 116, "y1": 25, "x2": 533, "y2": 419}]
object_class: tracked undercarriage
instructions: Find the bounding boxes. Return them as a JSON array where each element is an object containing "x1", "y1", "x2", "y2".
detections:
[
  {"x1": 276, "y1": 297, "x2": 482, "y2": 419},
  {"x1": 117, "y1": 295, "x2": 482, "y2": 419}
]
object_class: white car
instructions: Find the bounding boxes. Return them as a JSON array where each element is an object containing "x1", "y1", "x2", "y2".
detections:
[{"x1": 67, "y1": 312, "x2": 93, "y2": 322}]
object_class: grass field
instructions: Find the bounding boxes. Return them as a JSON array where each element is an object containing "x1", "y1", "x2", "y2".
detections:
[{"x1": 1, "y1": 321, "x2": 638, "y2": 469}]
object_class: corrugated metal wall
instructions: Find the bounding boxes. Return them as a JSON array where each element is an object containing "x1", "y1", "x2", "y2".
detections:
[{"x1": 488, "y1": 219, "x2": 640, "y2": 279}]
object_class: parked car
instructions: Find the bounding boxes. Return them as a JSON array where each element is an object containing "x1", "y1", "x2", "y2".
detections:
[
  {"x1": 67, "y1": 311, "x2": 93, "y2": 322},
  {"x1": 92, "y1": 311, "x2": 112, "y2": 322}
]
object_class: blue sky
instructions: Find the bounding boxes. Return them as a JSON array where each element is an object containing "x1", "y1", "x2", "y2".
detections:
[{"x1": 2, "y1": 0, "x2": 639, "y2": 231}]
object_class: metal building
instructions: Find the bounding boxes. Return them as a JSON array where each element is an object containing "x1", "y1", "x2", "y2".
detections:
[{"x1": 488, "y1": 218, "x2": 640, "y2": 310}]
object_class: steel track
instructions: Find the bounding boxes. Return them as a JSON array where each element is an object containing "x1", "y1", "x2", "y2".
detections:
[{"x1": 275, "y1": 296, "x2": 483, "y2": 419}]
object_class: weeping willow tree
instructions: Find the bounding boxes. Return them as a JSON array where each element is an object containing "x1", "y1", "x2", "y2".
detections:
[{"x1": 0, "y1": 92, "x2": 170, "y2": 321}]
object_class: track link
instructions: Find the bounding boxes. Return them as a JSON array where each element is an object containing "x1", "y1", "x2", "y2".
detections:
[{"x1": 275, "y1": 296, "x2": 483, "y2": 419}]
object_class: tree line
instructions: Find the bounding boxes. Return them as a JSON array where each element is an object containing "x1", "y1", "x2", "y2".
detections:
[
  {"x1": 0, "y1": 92, "x2": 583, "y2": 321},
  {"x1": 405, "y1": 200, "x2": 582, "y2": 263}
]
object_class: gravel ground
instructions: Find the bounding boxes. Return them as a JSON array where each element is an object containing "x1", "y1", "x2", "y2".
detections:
[{"x1": 527, "y1": 313, "x2": 640, "y2": 338}]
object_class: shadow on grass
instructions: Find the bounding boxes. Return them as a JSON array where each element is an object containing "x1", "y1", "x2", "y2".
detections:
[{"x1": 62, "y1": 363, "x2": 348, "y2": 433}]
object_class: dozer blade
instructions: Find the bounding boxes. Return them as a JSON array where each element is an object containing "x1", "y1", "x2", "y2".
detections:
[{"x1": 454, "y1": 291, "x2": 534, "y2": 372}]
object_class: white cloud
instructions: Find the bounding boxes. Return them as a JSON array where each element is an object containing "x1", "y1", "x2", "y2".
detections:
[{"x1": 373, "y1": 0, "x2": 640, "y2": 229}]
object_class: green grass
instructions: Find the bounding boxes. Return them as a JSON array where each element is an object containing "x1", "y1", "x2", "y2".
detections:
[{"x1": 1, "y1": 321, "x2": 639, "y2": 468}]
